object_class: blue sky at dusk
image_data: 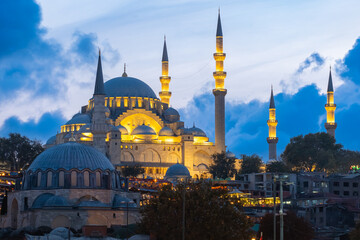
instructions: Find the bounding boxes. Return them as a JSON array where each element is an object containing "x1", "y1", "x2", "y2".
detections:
[{"x1": 1, "y1": 0, "x2": 360, "y2": 161}]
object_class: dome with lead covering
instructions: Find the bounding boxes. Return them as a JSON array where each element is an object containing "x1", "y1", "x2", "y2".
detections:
[
  {"x1": 27, "y1": 142, "x2": 114, "y2": 172},
  {"x1": 164, "y1": 107, "x2": 180, "y2": 123},
  {"x1": 104, "y1": 76, "x2": 158, "y2": 99},
  {"x1": 44, "y1": 195, "x2": 70, "y2": 208},
  {"x1": 117, "y1": 125, "x2": 129, "y2": 135},
  {"x1": 132, "y1": 125, "x2": 156, "y2": 135},
  {"x1": 188, "y1": 126, "x2": 207, "y2": 137},
  {"x1": 65, "y1": 113, "x2": 91, "y2": 125},
  {"x1": 165, "y1": 163, "x2": 190, "y2": 179},
  {"x1": 46, "y1": 135, "x2": 56, "y2": 145},
  {"x1": 159, "y1": 127, "x2": 174, "y2": 136}
]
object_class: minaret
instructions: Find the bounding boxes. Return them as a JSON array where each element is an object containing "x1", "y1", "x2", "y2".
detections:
[
  {"x1": 267, "y1": 86, "x2": 278, "y2": 160},
  {"x1": 213, "y1": 10, "x2": 227, "y2": 153},
  {"x1": 325, "y1": 67, "x2": 337, "y2": 137},
  {"x1": 91, "y1": 50, "x2": 107, "y2": 154},
  {"x1": 159, "y1": 36, "x2": 172, "y2": 105}
]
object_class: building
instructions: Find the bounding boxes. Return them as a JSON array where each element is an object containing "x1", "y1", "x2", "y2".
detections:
[
  {"x1": 2, "y1": 141, "x2": 140, "y2": 230},
  {"x1": 45, "y1": 12, "x2": 230, "y2": 179}
]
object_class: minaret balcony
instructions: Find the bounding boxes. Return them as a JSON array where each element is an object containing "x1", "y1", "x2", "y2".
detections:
[
  {"x1": 213, "y1": 53, "x2": 226, "y2": 61},
  {"x1": 160, "y1": 76, "x2": 171, "y2": 83},
  {"x1": 213, "y1": 71, "x2": 227, "y2": 79},
  {"x1": 267, "y1": 137, "x2": 279, "y2": 143}
]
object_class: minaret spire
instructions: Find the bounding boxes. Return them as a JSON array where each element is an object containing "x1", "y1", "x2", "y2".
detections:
[
  {"x1": 91, "y1": 50, "x2": 107, "y2": 154},
  {"x1": 122, "y1": 63, "x2": 128, "y2": 77},
  {"x1": 94, "y1": 50, "x2": 105, "y2": 95},
  {"x1": 213, "y1": 10, "x2": 227, "y2": 153},
  {"x1": 325, "y1": 66, "x2": 337, "y2": 137},
  {"x1": 159, "y1": 36, "x2": 172, "y2": 105},
  {"x1": 267, "y1": 86, "x2": 278, "y2": 160}
]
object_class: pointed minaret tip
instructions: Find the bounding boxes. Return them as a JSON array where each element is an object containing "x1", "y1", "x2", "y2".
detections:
[
  {"x1": 216, "y1": 9, "x2": 223, "y2": 37},
  {"x1": 269, "y1": 85, "x2": 275, "y2": 109},
  {"x1": 162, "y1": 36, "x2": 168, "y2": 62},
  {"x1": 122, "y1": 63, "x2": 128, "y2": 77},
  {"x1": 328, "y1": 66, "x2": 334, "y2": 92},
  {"x1": 93, "y1": 51, "x2": 105, "y2": 95}
]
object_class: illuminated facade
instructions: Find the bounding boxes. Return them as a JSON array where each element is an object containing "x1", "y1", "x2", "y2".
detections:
[
  {"x1": 46, "y1": 14, "x2": 231, "y2": 179},
  {"x1": 325, "y1": 67, "x2": 337, "y2": 138},
  {"x1": 267, "y1": 86, "x2": 278, "y2": 160}
]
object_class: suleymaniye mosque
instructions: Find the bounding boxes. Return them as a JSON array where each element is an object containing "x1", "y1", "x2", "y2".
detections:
[{"x1": 45, "y1": 13, "x2": 232, "y2": 180}]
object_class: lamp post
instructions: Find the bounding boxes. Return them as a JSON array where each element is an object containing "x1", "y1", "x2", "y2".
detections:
[
  {"x1": 273, "y1": 175, "x2": 276, "y2": 240},
  {"x1": 274, "y1": 174, "x2": 288, "y2": 240},
  {"x1": 182, "y1": 184, "x2": 186, "y2": 240}
]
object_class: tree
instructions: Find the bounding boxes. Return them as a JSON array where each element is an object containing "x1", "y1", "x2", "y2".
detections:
[
  {"x1": 259, "y1": 212, "x2": 314, "y2": 240},
  {"x1": 0, "y1": 133, "x2": 44, "y2": 171},
  {"x1": 266, "y1": 160, "x2": 291, "y2": 173},
  {"x1": 140, "y1": 182, "x2": 253, "y2": 240},
  {"x1": 209, "y1": 151, "x2": 237, "y2": 179},
  {"x1": 281, "y1": 132, "x2": 342, "y2": 172},
  {"x1": 121, "y1": 164, "x2": 145, "y2": 178},
  {"x1": 239, "y1": 154, "x2": 263, "y2": 174}
]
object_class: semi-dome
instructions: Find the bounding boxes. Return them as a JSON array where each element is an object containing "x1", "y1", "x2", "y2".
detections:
[
  {"x1": 165, "y1": 163, "x2": 190, "y2": 178},
  {"x1": 104, "y1": 76, "x2": 158, "y2": 99},
  {"x1": 132, "y1": 125, "x2": 156, "y2": 135},
  {"x1": 65, "y1": 113, "x2": 91, "y2": 125},
  {"x1": 159, "y1": 126, "x2": 174, "y2": 136},
  {"x1": 188, "y1": 126, "x2": 207, "y2": 137},
  {"x1": 226, "y1": 150, "x2": 236, "y2": 158},
  {"x1": 117, "y1": 125, "x2": 128, "y2": 135},
  {"x1": 77, "y1": 124, "x2": 91, "y2": 133},
  {"x1": 27, "y1": 142, "x2": 115, "y2": 172},
  {"x1": 44, "y1": 195, "x2": 70, "y2": 208}
]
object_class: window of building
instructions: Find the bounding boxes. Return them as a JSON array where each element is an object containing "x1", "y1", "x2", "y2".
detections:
[
  {"x1": 303, "y1": 181, "x2": 309, "y2": 188},
  {"x1": 353, "y1": 182, "x2": 358, "y2": 188},
  {"x1": 334, "y1": 191, "x2": 339, "y2": 195},
  {"x1": 344, "y1": 182, "x2": 349, "y2": 187},
  {"x1": 319, "y1": 207, "x2": 323, "y2": 213},
  {"x1": 333, "y1": 182, "x2": 339, "y2": 187},
  {"x1": 24, "y1": 197, "x2": 28, "y2": 210},
  {"x1": 344, "y1": 191, "x2": 349, "y2": 196},
  {"x1": 353, "y1": 191, "x2": 358, "y2": 196}
]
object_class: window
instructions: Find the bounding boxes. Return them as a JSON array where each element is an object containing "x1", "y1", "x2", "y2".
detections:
[
  {"x1": 344, "y1": 191, "x2": 349, "y2": 196},
  {"x1": 344, "y1": 182, "x2": 349, "y2": 187},
  {"x1": 303, "y1": 181, "x2": 309, "y2": 188},
  {"x1": 334, "y1": 191, "x2": 339, "y2": 195},
  {"x1": 333, "y1": 182, "x2": 339, "y2": 187},
  {"x1": 353, "y1": 191, "x2": 358, "y2": 196},
  {"x1": 353, "y1": 182, "x2": 358, "y2": 188},
  {"x1": 319, "y1": 207, "x2": 323, "y2": 212},
  {"x1": 24, "y1": 197, "x2": 28, "y2": 210}
]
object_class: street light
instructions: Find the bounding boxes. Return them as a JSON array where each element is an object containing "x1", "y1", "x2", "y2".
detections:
[{"x1": 273, "y1": 174, "x2": 289, "y2": 240}]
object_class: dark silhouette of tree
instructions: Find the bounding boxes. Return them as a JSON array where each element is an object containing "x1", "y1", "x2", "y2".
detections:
[
  {"x1": 0, "y1": 133, "x2": 44, "y2": 171},
  {"x1": 209, "y1": 151, "x2": 237, "y2": 179},
  {"x1": 259, "y1": 212, "x2": 314, "y2": 240},
  {"x1": 349, "y1": 221, "x2": 360, "y2": 240},
  {"x1": 266, "y1": 160, "x2": 291, "y2": 173},
  {"x1": 240, "y1": 154, "x2": 263, "y2": 174},
  {"x1": 121, "y1": 164, "x2": 145, "y2": 178},
  {"x1": 281, "y1": 132, "x2": 342, "y2": 172},
  {"x1": 140, "y1": 182, "x2": 253, "y2": 240}
]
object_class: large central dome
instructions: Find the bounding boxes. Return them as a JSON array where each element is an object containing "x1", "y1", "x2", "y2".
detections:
[{"x1": 104, "y1": 76, "x2": 158, "y2": 99}]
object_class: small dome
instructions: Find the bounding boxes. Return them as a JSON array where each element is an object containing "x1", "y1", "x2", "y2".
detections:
[
  {"x1": 32, "y1": 193, "x2": 55, "y2": 209},
  {"x1": 226, "y1": 151, "x2": 236, "y2": 158},
  {"x1": 27, "y1": 142, "x2": 115, "y2": 172},
  {"x1": 181, "y1": 127, "x2": 193, "y2": 135},
  {"x1": 165, "y1": 163, "x2": 190, "y2": 178},
  {"x1": 159, "y1": 127, "x2": 174, "y2": 136},
  {"x1": 117, "y1": 125, "x2": 128, "y2": 135},
  {"x1": 44, "y1": 195, "x2": 70, "y2": 208},
  {"x1": 46, "y1": 135, "x2": 56, "y2": 145},
  {"x1": 164, "y1": 107, "x2": 180, "y2": 123},
  {"x1": 164, "y1": 107, "x2": 179, "y2": 116},
  {"x1": 65, "y1": 113, "x2": 91, "y2": 125},
  {"x1": 132, "y1": 125, "x2": 156, "y2": 135},
  {"x1": 104, "y1": 77, "x2": 158, "y2": 99},
  {"x1": 50, "y1": 228, "x2": 74, "y2": 238},
  {"x1": 188, "y1": 126, "x2": 207, "y2": 137},
  {"x1": 77, "y1": 200, "x2": 109, "y2": 208},
  {"x1": 109, "y1": 125, "x2": 118, "y2": 132},
  {"x1": 113, "y1": 194, "x2": 137, "y2": 208}
]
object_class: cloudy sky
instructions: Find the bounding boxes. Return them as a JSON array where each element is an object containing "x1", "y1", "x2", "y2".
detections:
[{"x1": 1, "y1": 0, "x2": 360, "y2": 160}]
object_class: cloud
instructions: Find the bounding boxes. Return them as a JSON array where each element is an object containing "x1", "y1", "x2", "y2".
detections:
[
  {"x1": 296, "y1": 52, "x2": 325, "y2": 74},
  {"x1": 0, "y1": 0, "x2": 120, "y2": 142}
]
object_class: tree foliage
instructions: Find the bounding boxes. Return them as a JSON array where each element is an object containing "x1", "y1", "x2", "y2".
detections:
[
  {"x1": 209, "y1": 151, "x2": 237, "y2": 179},
  {"x1": 240, "y1": 154, "x2": 263, "y2": 174},
  {"x1": 266, "y1": 160, "x2": 291, "y2": 173},
  {"x1": 0, "y1": 133, "x2": 44, "y2": 171},
  {"x1": 259, "y1": 212, "x2": 314, "y2": 240},
  {"x1": 281, "y1": 132, "x2": 342, "y2": 172},
  {"x1": 121, "y1": 164, "x2": 145, "y2": 178},
  {"x1": 140, "y1": 182, "x2": 253, "y2": 240}
]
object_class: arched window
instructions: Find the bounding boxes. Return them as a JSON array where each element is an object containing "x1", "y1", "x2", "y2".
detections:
[
  {"x1": 84, "y1": 171, "x2": 89, "y2": 187},
  {"x1": 95, "y1": 171, "x2": 101, "y2": 187},
  {"x1": 71, "y1": 171, "x2": 77, "y2": 187},
  {"x1": 59, "y1": 171, "x2": 64, "y2": 187},
  {"x1": 47, "y1": 172, "x2": 53, "y2": 187},
  {"x1": 37, "y1": 172, "x2": 42, "y2": 187}
]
